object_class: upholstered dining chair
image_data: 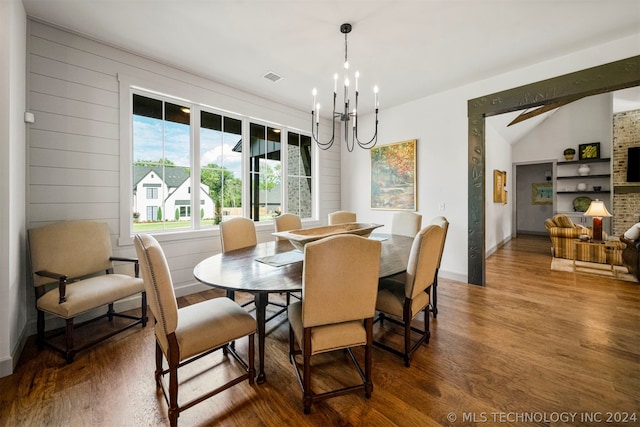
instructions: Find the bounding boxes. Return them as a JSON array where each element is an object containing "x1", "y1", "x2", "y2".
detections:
[
  {"x1": 428, "y1": 216, "x2": 449, "y2": 317},
  {"x1": 220, "y1": 216, "x2": 288, "y2": 317},
  {"x1": 374, "y1": 224, "x2": 444, "y2": 367},
  {"x1": 391, "y1": 211, "x2": 423, "y2": 237},
  {"x1": 274, "y1": 213, "x2": 302, "y2": 240},
  {"x1": 134, "y1": 234, "x2": 256, "y2": 427},
  {"x1": 328, "y1": 210, "x2": 356, "y2": 225},
  {"x1": 288, "y1": 234, "x2": 381, "y2": 414},
  {"x1": 219, "y1": 217, "x2": 257, "y2": 252}
]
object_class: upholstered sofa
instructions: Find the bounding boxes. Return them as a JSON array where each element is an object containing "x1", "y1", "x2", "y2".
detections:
[
  {"x1": 621, "y1": 223, "x2": 640, "y2": 280},
  {"x1": 544, "y1": 214, "x2": 623, "y2": 265}
]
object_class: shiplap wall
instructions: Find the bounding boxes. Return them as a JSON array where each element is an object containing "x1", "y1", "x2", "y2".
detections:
[{"x1": 26, "y1": 19, "x2": 340, "y2": 326}]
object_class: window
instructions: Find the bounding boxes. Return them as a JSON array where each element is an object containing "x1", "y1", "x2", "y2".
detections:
[
  {"x1": 287, "y1": 132, "x2": 312, "y2": 218},
  {"x1": 130, "y1": 90, "x2": 312, "y2": 235},
  {"x1": 146, "y1": 187, "x2": 158, "y2": 199},
  {"x1": 249, "y1": 123, "x2": 282, "y2": 221},
  {"x1": 132, "y1": 94, "x2": 191, "y2": 231},
  {"x1": 200, "y1": 111, "x2": 243, "y2": 224}
]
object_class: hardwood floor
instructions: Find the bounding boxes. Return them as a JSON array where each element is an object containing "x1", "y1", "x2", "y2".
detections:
[{"x1": 1, "y1": 235, "x2": 638, "y2": 426}]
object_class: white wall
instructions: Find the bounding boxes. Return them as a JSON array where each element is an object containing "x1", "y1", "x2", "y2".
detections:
[
  {"x1": 0, "y1": 0, "x2": 27, "y2": 377},
  {"x1": 344, "y1": 34, "x2": 639, "y2": 283},
  {"x1": 485, "y1": 125, "x2": 513, "y2": 255}
]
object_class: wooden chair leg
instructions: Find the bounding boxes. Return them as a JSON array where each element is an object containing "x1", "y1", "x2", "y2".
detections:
[
  {"x1": 65, "y1": 318, "x2": 75, "y2": 364},
  {"x1": 364, "y1": 318, "x2": 373, "y2": 398},
  {"x1": 155, "y1": 341, "x2": 163, "y2": 387},
  {"x1": 37, "y1": 310, "x2": 45, "y2": 350},
  {"x1": 168, "y1": 351, "x2": 179, "y2": 427},
  {"x1": 303, "y1": 330, "x2": 312, "y2": 414},
  {"x1": 248, "y1": 333, "x2": 255, "y2": 385}
]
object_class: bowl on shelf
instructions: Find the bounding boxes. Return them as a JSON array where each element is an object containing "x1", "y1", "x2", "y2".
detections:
[
  {"x1": 593, "y1": 186, "x2": 602, "y2": 191},
  {"x1": 576, "y1": 183, "x2": 587, "y2": 191}
]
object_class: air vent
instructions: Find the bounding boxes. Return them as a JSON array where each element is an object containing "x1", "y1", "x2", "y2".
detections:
[{"x1": 263, "y1": 71, "x2": 283, "y2": 83}]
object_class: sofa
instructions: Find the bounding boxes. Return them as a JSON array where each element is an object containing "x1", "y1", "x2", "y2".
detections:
[
  {"x1": 621, "y1": 223, "x2": 640, "y2": 280},
  {"x1": 544, "y1": 214, "x2": 623, "y2": 265}
]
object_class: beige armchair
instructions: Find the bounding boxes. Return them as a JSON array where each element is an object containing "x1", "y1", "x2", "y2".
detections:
[
  {"x1": 27, "y1": 220, "x2": 147, "y2": 363},
  {"x1": 328, "y1": 210, "x2": 356, "y2": 225},
  {"x1": 288, "y1": 234, "x2": 381, "y2": 414},
  {"x1": 374, "y1": 225, "x2": 444, "y2": 367},
  {"x1": 134, "y1": 234, "x2": 256, "y2": 426}
]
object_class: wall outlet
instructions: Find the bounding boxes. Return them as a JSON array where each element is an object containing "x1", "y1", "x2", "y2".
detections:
[{"x1": 439, "y1": 202, "x2": 446, "y2": 212}]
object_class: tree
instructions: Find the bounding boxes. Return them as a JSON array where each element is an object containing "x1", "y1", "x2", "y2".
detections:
[
  {"x1": 134, "y1": 159, "x2": 176, "y2": 167},
  {"x1": 157, "y1": 206, "x2": 162, "y2": 221},
  {"x1": 200, "y1": 163, "x2": 242, "y2": 209}
]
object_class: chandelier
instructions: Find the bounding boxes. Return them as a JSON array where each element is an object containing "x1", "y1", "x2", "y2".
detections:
[{"x1": 311, "y1": 23, "x2": 379, "y2": 151}]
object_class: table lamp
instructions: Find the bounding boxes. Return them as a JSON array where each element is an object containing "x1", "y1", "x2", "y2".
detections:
[{"x1": 584, "y1": 199, "x2": 612, "y2": 242}]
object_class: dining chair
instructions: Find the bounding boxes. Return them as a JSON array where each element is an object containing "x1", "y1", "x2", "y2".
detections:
[
  {"x1": 428, "y1": 216, "x2": 449, "y2": 318},
  {"x1": 219, "y1": 217, "x2": 257, "y2": 252},
  {"x1": 274, "y1": 213, "x2": 302, "y2": 240},
  {"x1": 220, "y1": 216, "x2": 288, "y2": 319},
  {"x1": 391, "y1": 211, "x2": 423, "y2": 237},
  {"x1": 134, "y1": 234, "x2": 256, "y2": 427},
  {"x1": 288, "y1": 234, "x2": 381, "y2": 414},
  {"x1": 328, "y1": 210, "x2": 356, "y2": 225},
  {"x1": 374, "y1": 224, "x2": 444, "y2": 367}
]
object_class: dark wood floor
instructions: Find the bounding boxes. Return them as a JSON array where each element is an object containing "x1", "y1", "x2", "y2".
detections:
[{"x1": 1, "y1": 235, "x2": 639, "y2": 426}]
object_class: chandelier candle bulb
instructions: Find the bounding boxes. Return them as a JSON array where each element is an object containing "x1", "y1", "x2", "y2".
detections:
[
  {"x1": 312, "y1": 88, "x2": 317, "y2": 111},
  {"x1": 333, "y1": 74, "x2": 338, "y2": 93},
  {"x1": 316, "y1": 104, "x2": 320, "y2": 124}
]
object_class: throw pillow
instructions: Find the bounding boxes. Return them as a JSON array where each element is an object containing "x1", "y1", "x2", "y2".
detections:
[
  {"x1": 624, "y1": 222, "x2": 640, "y2": 241},
  {"x1": 554, "y1": 214, "x2": 575, "y2": 228}
]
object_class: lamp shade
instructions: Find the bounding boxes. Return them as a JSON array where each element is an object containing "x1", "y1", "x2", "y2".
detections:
[{"x1": 584, "y1": 199, "x2": 612, "y2": 217}]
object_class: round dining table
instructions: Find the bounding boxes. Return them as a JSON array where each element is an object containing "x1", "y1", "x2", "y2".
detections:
[{"x1": 193, "y1": 233, "x2": 413, "y2": 384}]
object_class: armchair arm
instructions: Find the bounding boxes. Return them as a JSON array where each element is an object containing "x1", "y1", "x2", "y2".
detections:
[
  {"x1": 35, "y1": 270, "x2": 68, "y2": 304},
  {"x1": 109, "y1": 256, "x2": 140, "y2": 278}
]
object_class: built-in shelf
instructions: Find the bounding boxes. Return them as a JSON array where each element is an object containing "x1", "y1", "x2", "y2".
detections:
[
  {"x1": 556, "y1": 174, "x2": 610, "y2": 180},
  {"x1": 557, "y1": 190, "x2": 610, "y2": 194},
  {"x1": 557, "y1": 157, "x2": 611, "y2": 166}
]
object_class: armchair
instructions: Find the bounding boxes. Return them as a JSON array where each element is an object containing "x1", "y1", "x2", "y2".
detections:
[{"x1": 27, "y1": 220, "x2": 147, "y2": 363}]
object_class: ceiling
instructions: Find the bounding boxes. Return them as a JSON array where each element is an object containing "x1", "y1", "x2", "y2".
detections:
[{"x1": 22, "y1": 0, "x2": 640, "y2": 139}]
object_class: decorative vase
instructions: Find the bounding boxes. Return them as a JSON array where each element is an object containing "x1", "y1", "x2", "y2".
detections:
[
  {"x1": 577, "y1": 183, "x2": 587, "y2": 191},
  {"x1": 578, "y1": 164, "x2": 590, "y2": 176}
]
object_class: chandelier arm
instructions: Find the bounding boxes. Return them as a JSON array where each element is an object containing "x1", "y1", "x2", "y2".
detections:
[
  {"x1": 353, "y1": 109, "x2": 379, "y2": 149},
  {"x1": 312, "y1": 92, "x2": 338, "y2": 150}
]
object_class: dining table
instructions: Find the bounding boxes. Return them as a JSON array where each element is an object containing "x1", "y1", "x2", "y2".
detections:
[{"x1": 193, "y1": 232, "x2": 414, "y2": 384}]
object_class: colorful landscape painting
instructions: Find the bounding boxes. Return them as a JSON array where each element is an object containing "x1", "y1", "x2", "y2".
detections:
[{"x1": 371, "y1": 139, "x2": 416, "y2": 210}]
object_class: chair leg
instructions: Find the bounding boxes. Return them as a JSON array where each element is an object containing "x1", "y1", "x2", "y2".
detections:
[
  {"x1": 364, "y1": 318, "x2": 373, "y2": 398},
  {"x1": 431, "y1": 272, "x2": 439, "y2": 318},
  {"x1": 141, "y1": 291, "x2": 148, "y2": 327},
  {"x1": 155, "y1": 341, "x2": 163, "y2": 387},
  {"x1": 65, "y1": 318, "x2": 75, "y2": 364},
  {"x1": 424, "y1": 307, "x2": 431, "y2": 344},
  {"x1": 36, "y1": 310, "x2": 45, "y2": 351},
  {"x1": 168, "y1": 351, "x2": 179, "y2": 427},
  {"x1": 303, "y1": 330, "x2": 312, "y2": 414},
  {"x1": 248, "y1": 333, "x2": 255, "y2": 385},
  {"x1": 403, "y1": 300, "x2": 412, "y2": 367}
]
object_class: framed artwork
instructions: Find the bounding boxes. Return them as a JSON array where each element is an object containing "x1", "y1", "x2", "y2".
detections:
[
  {"x1": 578, "y1": 142, "x2": 600, "y2": 160},
  {"x1": 371, "y1": 139, "x2": 416, "y2": 210},
  {"x1": 493, "y1": 170, "x2": 506, "y2": 203},
  {"x1": 532, "y1": 182, "x2": 553, "y2": 204}
]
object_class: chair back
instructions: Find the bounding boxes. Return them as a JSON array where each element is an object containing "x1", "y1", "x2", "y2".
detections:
[
  {"x1": 134, "y1": 234, "x2": 178, "y2": 337},
  {"x1": 429, "y1": 216, "x2": 449, "y2": 268},
  {"x1": 302, "y1": 234, "x2": 381, "y2": 327},
  {"x1": 28, "y1": 220, "x2": 113, "y2": 287},
  {"x1": 391, "y1": 212, "x2": 423, "y2": 237},
  {"x1": 220, "y1": 217, "x2": 257, "y2": 252},
  {"x1": 405, "y1": 225, "x2": 445, "y2": 299},
  {"x1": 328, "y1": 210, "x2": 356, "y2": 225},
  {"x1": 274, "y1": 213, "x2": 302, "y2": 241}
]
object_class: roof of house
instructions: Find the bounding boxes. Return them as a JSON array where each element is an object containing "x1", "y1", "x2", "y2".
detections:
[{"x1": 133, "y1": 165, "x2": 190, "y2": 189}]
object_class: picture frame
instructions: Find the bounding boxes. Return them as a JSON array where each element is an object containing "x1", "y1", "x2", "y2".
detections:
[
  {"x1": 578, "y1": 142, "x2": 600, "y2": 160},
  {"x1": 532, "y1": 182, "x2": 553, "y2": 204},
  {"x1": 371, "y1": 139, "x2": 416, "y2": 210},
  {"x1": 493, "y1": 170, "x2": 506, "y2": 203}
]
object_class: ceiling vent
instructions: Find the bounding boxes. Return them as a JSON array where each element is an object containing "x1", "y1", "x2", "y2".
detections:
[{"x1": 263, "y1": 71, "x2": 283, "y2": 83}]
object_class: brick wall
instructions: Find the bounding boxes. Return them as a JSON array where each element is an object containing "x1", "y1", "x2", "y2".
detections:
[{"x1": 613, "y1": 109, "x2": 640, "y2": 235}]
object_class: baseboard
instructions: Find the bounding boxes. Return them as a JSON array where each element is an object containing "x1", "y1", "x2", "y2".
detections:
[
  {"x1": 486, "y1": 235, "x2": 512, "y2": 258},
  {"x1": 0, "y1": 323, "x2": 29, "y2": 378}
]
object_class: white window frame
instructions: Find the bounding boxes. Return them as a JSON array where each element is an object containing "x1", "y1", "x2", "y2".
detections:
[{"x1": 118, "y1": 73, "x2": 315, "y2": 246}]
